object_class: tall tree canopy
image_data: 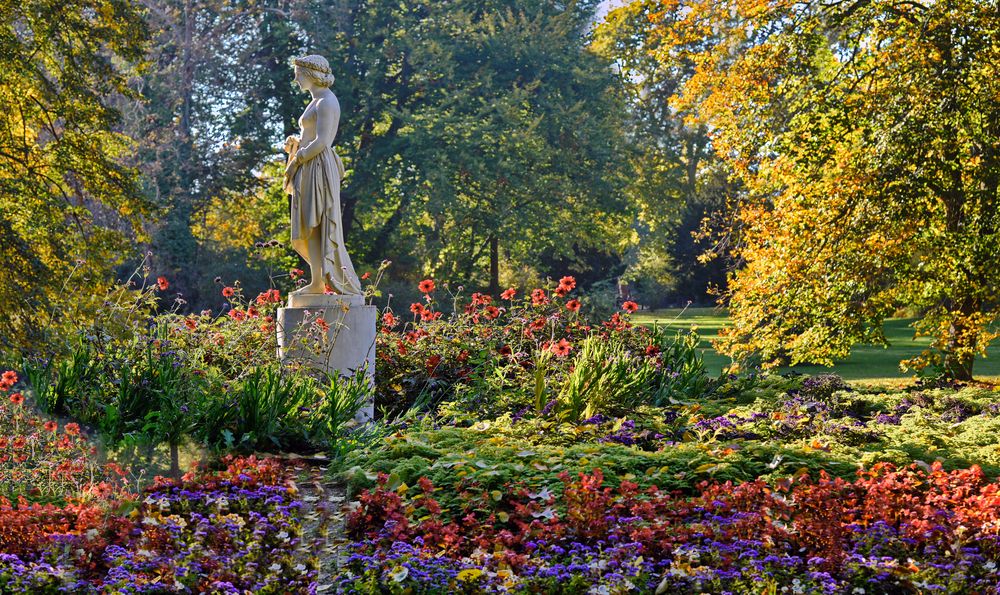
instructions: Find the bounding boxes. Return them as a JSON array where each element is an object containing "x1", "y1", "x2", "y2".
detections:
[
  {"x1": 647, "y1": 0, "x2": 1000, "y2": 379},
  {"x1": 592, "y1": 0, "x2": 733, "y2": 307},
  {"x1": 307, "y1": 0, "x2": 634, "y2": 292},
  {"x1": 132, "y1": 0, "x2": 635, "y2": 303},
  {"x1": 0, "y1": 0, "x2": 150, "y2": 350}
]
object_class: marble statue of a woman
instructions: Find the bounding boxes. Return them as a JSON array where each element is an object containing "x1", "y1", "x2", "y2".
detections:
[{"x1": 283, "y1": 54, "x2": 363, "y2": 297}]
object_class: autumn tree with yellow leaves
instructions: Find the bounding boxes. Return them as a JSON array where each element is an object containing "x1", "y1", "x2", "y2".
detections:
[{"x1": 642, "y1": 0, "x2": 1000, "y2": 379}]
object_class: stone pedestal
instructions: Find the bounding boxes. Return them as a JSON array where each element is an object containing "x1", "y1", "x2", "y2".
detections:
[{"x1": 277, "y1": 293, "x2": 375, "y2": 423}]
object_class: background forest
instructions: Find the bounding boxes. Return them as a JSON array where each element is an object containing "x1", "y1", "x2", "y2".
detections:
[{"x1": 2, "y1": 0, "x2": 999, "y2": 380}]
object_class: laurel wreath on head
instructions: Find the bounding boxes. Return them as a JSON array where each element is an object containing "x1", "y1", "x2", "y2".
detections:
[{"x1": 293, "y1": 58, "x2": 331, "y2": 74}]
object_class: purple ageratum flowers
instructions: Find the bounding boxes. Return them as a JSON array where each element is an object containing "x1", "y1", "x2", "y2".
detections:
[{"x1": 0, "y1": 480, "x2": 318, "y2": 593}]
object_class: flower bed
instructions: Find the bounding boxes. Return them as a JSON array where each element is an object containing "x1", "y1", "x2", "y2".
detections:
[
  {"x1": 0, "y1": 371, "x2": 318, "y2": 593},
  {"x1": 338, "y1": 464, "x2": 1000, "y2": 593},
  {"x1": 0, "y1": 455, "x2": 317, "y2": 593}
]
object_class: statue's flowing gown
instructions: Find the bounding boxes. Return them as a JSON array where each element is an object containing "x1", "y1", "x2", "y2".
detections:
[{"x1": 285, "y1": 108, "x2": 362, "y2": 295}]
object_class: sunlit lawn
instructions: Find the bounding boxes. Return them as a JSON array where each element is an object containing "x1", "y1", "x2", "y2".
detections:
[{"x1": 634, "y1": 307, "x2": 1000, "y2": 386}]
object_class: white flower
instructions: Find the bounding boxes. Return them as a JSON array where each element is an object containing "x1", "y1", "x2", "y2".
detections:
[{"x1": 269, "y1": 563, "x2": 282, "y2": 572}]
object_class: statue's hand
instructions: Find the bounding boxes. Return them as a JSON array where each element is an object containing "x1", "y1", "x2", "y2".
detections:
[{"x1": 283, "y1": 135, "x2": 300, "y2": 154}]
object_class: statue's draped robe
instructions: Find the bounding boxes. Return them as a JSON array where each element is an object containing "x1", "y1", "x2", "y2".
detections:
[{"x1": 284, "y1": 134, "x2": 363, "y2": 295}]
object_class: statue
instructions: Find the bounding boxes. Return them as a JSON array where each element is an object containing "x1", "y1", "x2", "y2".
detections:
[{"x1": 283, "y1": 54, "x2": 363, "y2": 296}]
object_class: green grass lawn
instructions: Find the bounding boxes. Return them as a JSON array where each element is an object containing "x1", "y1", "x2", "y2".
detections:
[{"x1": 634, "y1": 307, "x2": 1000, "y2": 386}]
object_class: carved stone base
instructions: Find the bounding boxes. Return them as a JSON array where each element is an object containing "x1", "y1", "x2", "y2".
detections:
[{"x1": 276, "y1": 293, "x2": 375, "y2": 423}]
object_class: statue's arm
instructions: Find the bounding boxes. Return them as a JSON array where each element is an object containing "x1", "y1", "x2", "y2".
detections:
[{"x1": 295, "y1": 97, "x2": 340, "y2": 164}]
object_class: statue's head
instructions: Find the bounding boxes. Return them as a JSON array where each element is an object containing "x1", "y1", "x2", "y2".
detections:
[{"x1": 292, "y1": 54, "x2": 335, "y2": 89}]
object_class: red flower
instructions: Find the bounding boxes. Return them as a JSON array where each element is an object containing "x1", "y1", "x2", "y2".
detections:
[
  {"x1": 290, "y1": 268, "x2": 304, "y2": 280},
  {"x1": 382, "y1": 312, "x2": 398, "y2": 328},
  {"x1": 9, "y1": 392, "x2": 24, "y2": 406},
  {"x1": 501, "y1": 288, "x2": 517, "y2": 300},
  {"x1": 222, "y1": 286, "x2": 236, "y2": 298},
  {"x1": 184, "y1": 318, "x2": 197, "y2": 330},
  {"x1": 228, "y1": 308, "x2": 246, "y2": 321},
  {"x1": 645, "y1": 344, "x2": 660, "y2": 357},
  {"x1": 471, "y1": 292, "x2": 491, "y2": 306},
  {"x1": 531, "y1": 288, "x2": 548, "y2": 305},
  {"x1": 566, "y1": 299, "x2": 581, "y2": 312},
  {"x1": 550, "y1": 338, "x2": 572, "y2": 357},
  {"x1": 156, "y1": 276, "x2": 169, "y2": 291},
  {"x1": 256, "y1": 289, "x2": 282, "y2": 305},
  {"x1": 246, "y1": 306, "x2": 260, "y2": 318},
  {"x1": 530, "y1": 317, "x2": 547, "y2": 331},
  {"x1": 44, "y1": 421, "x2": 57, "y2": 432},
  {"x1": 418, "y1": 279, "x2": 436, "y2": 294},
  {"x1": 558, "y1": 276, "x2": 576, "y2": 291},
  {"x1": 484, "y1": 305, "x2": 500, "y2": 319},
  {"x1": 622, "y1": 300, "x2": 639, "y2": 313},
  {"x1": 315, "y1": 317, "x2": 330, "y2": 332},
  {"x1": 426, "y1": 354, "x2": 442, "y2": 374},
  {"x1": 64, "y1": 423, "x2": 80, "y2": 436},
  {"x1": 260, "y1": 316, "x2": 275, "y2": 332},
  {"x1": 554, "y1": 286, "x2": 569, "y2": 297},
  {"x1": 410, "y1": 303, "x2": 425, "y2": 316},
  {"x1": 361, "y1": 272, "x2": 371, "y2": 280},
  {"x1": 1, "y1": 370, "x2": 17, "y2": 391},
  {"x1": 499, "y1": 345, "x2": 513, "y2": 356}
]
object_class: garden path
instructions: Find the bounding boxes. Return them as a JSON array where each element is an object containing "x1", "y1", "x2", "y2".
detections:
[{"x1": 285, "y1": 457, "x2": 350, "y2": 592}]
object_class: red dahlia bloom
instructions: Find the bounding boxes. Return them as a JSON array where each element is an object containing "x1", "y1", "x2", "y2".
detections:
[
  {"x1": 410, "y1": 303, "x2": 425, "y2": 316},
  {"x1": 44, "y1": 421, "x2": 57, "y2": 432},
  {"x1": 361, "y1": 272, "x2": 371, "y2": 280},
  {"x1": 2, "y1": 370, "x2": 17, "y2": 385},
  {"x1": 64, "y1": 423, "x2": 80, "y2": 436},
  {"x1": 558, "y1": 276, "x2": 576, "y2": 291},
  {"x1": 484, "y1": 305, "x2": 500, "y2": 319},
  {"x1": 554, "y1": 286, "x2": 569, "y2": 297},
  {"x1": 382, "y1": 312, "x2": 398, "y2": 328},
  {"x1": 315, "y1": 317, "x2": 330, "y2": 332},
  {"x1": 418, "y1": 279, "x2": 436, "y2": 293},
  {"x1": 622, "y1": 300, "x2": 639, "y2": 313},
  {"x1": 222, "y1": 286, "x2": 235, "y2": 298},
  {"x1": 550, "y1": 338, "x2": 572, "y2": 357},
  {"x1": 156, "y1": 276, "x2": 169, "y2": 291},
  {"x1": 566, "y1": 299, "x2": 581, "y2": 312},
  {"x1": 9, "y1": 392, "x2": 24, "y2": 405},
  {"x1": 184, "y1": 318, "x2": 197, "y2": 330},
  {"x1": 501, "y1": 288, "x2": 516, "y2": 300},
  {"x1": 290, "y1": 268, "x2": 304, "y2": 279},
  {"x1": 531, "y1": 288, "x2": 547, "y2": 305}
]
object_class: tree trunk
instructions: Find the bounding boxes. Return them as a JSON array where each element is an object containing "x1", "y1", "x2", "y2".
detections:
[
  {"x1": 942, "y1": 297, "x2": 978, "y2": 381},
  {"x1": 170, "y1": 442, "x2": 181, "y2": 479},
  {"x1": 488, "y1": 234, "x2": 499, "y2": 297}
]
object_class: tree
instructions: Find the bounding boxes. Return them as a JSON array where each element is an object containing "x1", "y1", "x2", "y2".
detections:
[
  {"x1": 125, "y1": 0, "x2": 307, "y2": 307},
  {"x1": 591, "y1": 0, "x2": 732, "y2": 307},
  {"x1": 647, "y1": 0, "x2": 1000, "y2": 380},
  {"x1": 0, "y1": 0, "x2": 150, "y2": 352},
  {"x1": 302, "y1": 0, "x2": 635, "y2": 292}
]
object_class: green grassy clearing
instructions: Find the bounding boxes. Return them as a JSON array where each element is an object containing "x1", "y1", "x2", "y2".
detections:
[{"x1": 634, "y1": 307, "x2": 1000, "y2": 386}]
